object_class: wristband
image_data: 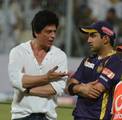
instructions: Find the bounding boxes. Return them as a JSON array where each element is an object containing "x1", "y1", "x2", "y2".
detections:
[{"x1": 68, "y1": 83, "x2": 78, "y2": 95}]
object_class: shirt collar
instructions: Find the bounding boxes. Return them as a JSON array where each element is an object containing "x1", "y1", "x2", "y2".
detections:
[{"x1": 22, "y1": 40, "x2": 55, "y2": 55}]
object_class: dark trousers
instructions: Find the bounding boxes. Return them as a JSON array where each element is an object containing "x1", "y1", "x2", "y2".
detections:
[
  {"x1": 13, "y1": 113, "x2": 48, "y2": 120},
  {"x1": 74, "y1": 116, "x2": 99, "y2": 120}
]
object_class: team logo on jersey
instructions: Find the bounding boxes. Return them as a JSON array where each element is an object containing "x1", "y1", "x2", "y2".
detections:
[
  {"x1": 115, "y1": 95, "x2": 122, "y2": 112},
  {"x1": 84, "y1": 59, "x2": 95, "y2": 69},
  {"x1": 102, "y1": 67, "x2": 115, "y2": 79}
]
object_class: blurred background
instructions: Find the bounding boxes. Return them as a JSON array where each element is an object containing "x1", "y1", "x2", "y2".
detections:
[{"x1": 0, "y1": 0, "x2": 122, "y2": 119}]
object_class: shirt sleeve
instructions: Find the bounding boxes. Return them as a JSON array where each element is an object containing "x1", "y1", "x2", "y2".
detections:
[
  {"x1": 98, "y1": 56, "x2": 122, "y2": 90},
  {"x1": 8, "y1": 47, "x2": 25, "y2": 92},
  {"x1": 50, "y1": 53, "x2": 68, "y2": 96}
]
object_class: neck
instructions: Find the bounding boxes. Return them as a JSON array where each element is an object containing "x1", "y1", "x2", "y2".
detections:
[
  {"x1": 98, "y1": 46, "x2": 115, "y2": 59},
  {"x1": 31, "y1": 39, "x2": 49, "y2": 52}
]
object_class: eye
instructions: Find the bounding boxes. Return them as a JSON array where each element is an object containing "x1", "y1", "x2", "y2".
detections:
[
  {"x1": 89, "y1": 32, "x2": 99, "y2": 38},
  {"x1": 46, "y1": 30, "x2": 51, "y2": 34},
  {"x1": 90, "y1": 33, "x2": 97, "y2": 37}
]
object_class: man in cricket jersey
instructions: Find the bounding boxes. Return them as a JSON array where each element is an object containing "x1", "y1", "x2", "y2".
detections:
[{"x1": 66, "y1": 21, "x2": 122, "y2": 120}]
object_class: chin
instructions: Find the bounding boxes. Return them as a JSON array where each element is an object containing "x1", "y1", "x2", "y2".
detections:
[
  {"x1": 90, "y1": 48, "x2": 97, "y2": 53},
  {"x1": 90, "y1": 48, "x2": 95, "y2": 52},
  {"x1": 46, "y1": 45, "x2": 52, "y2": 50},
  {"x1": 48, "y1": 44, "x2": 52, "y2": 48}
]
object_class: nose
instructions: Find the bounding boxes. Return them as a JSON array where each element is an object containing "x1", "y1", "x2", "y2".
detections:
[
  {"x1": 88, "y1": 37, "x2": 92, "y2": 43},
  {"x1": 51, "y1": 31, "x2": 56, "y2": 39}
]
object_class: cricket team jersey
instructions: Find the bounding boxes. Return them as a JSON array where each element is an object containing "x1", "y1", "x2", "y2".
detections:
[
  {"x1": 112, "y1": 81, "x2": 122, "y2": 120},
  {"x1": 73, "y1": 52, "x2": 122, "y2": 120}
]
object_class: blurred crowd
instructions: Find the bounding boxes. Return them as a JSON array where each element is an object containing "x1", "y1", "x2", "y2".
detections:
[
  {"x1": 0, "y1": 0, "x2": 122, "y2": 56},
  {"x1": 73, "y1": 0, "x2": 122, "y2": 56}
]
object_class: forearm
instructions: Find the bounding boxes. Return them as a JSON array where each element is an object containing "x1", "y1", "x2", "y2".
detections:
[
  {"x1": 22, "y1": 74, "x2": 49, "y2": 88},
  {"x1": 67, "y1": 79, "x2": 103, "y2": 99},
  {"x1": 72, "y1": 83, "x2": 84, "y2": 95},
  {"x1": 29, "y1": 84, "x2": 56, "y2": 97},
  {"x1": 66, "y1": 78, "x2": 80, "y2": 95},
  {"x1": 22, "y1": 66, "x2": 68, "y2": 89},
  {"x1": 76, "y1": 81, "x2": 105, "y2": 98}
]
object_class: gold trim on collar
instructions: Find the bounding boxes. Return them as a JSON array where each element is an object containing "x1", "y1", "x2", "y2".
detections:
[{"x1": 98, "y1": 50, "x2": 116, "y2": 60}]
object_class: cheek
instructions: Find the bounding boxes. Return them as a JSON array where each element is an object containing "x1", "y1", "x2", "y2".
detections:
[
  {"x1": 42, "y1": 34, "x2": 49, "y2": 40},
  {"x1": 92, "y1": 40, "x2": 100, "y2": 48},
  {"x1": 39, "y1": 34, "x2": 48, "y2": 41},
  {"x1": 96, "y1": 40, "x2": 104, "y2": 48}
]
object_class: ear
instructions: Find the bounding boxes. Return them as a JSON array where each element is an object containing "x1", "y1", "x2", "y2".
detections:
[
  {"x1": 103, "y1": 35, "x2": 110, "y2": 45},
  {"x1": 35, "y1": 32, "x2": 38, "y2": 38}
]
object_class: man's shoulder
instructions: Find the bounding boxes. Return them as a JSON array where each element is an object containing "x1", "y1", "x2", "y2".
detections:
[
  {"x1": 51, "y1": 46, "x2": 67, "y2": 56},
  {"x1": 115, "y1": 81, "x2": 122, "y2": 90},
  {"x1": 111, "y1": 52, "x2": 122, "y2": 62},
  {"x1": 83, "y1": 54, "x2": 97, "y2": 62},
  {"x1": 10, "y1": 41, "x2": 30, "y2": 53},
  {"x1": 105, "y1": 52, "x2": 122, "y2": 68}
]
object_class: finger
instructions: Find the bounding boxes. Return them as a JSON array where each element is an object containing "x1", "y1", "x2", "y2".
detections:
[
  {"x1": 59, "y1": 71, "x2": 68, "y2": 75},
  {"x1": 63, "y1": 72, "x2": 69, "y2": 75},
  {"x1": 89, "y1": 89, "x2": 101, "y2": 98},
  {"x1": 91, "y1": 86, "x2": 101, "y2": 94},
  {"x1": 93, "y1": 87, "x2": 102, "y2": 93},
  {"x1": 50, "y1": 66, "x2": 58, "y2": 72},
  {"x1": 90, "y1": 80, "x2": 98, "y2": 85},
  {"x1": 89, "y1": 89, "x2": 100, "y2": 97},
  {"x1": 88, "y1": 94, "x2": 98, "y2": 99},
  {"x1": 60, "y1": 73, "x2": 69, "y2": 76}
]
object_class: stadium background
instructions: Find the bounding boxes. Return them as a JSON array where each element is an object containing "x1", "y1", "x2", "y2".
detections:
[{"x1": 0, "y1": 0, "x2": 122, "y2": 120}]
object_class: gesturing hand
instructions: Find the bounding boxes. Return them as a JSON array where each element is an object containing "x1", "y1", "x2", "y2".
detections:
[{"x1": 47, "y1": 66, "x2": 68, "y2": 82}]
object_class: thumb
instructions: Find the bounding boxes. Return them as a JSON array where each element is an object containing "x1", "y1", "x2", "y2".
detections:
[{"x1": 50, "y1": 66, "x2": 58, "y2": 72}]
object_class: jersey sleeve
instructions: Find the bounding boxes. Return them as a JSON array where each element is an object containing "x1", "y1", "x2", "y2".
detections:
[
  {"x1": 98, "y1": 56, "x2": 122, "y2": 90},
  {"x1": 72, "y1": 58, "x2": 85, "y2": 82}
]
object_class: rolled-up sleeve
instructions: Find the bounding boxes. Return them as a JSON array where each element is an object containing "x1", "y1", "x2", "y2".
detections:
[
  {"x1": 8, "y1": 47, "x2": 25, "y2": 92},
  {"x1": 50, "y1": 53, "x2": 68, "y2": 96}
]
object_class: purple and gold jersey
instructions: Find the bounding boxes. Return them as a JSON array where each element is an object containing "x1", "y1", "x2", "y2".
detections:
[{"x1": 73, "y1": 53, "x2": 122, "y2": 120}]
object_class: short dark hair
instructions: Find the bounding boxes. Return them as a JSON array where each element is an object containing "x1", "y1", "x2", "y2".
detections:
[
  {"x1": 100, "y1": 32, "x2": 116, "y2": 47},
  {"x1": 31, "y1": 10, "x2": 59, "y2": 38}
]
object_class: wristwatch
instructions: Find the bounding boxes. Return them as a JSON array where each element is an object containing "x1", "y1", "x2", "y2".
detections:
[{"x1": 25, "y1": 88, "x2": 30, "y2": 94}]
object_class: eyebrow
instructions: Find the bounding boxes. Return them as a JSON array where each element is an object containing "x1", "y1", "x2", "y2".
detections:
[{"x1": 89, "y1": 32, "x2": 98, "y2": 36}]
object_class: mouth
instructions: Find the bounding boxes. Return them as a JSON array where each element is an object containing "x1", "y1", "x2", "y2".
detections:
[
  {"x1": 48, "y1": 40, "x2": 53, "y2": 45},
  {"x1": 89, "y1": 44, "x2": 93, "y2": 48},
  {"x1": 88, "y1": 44, "x2": 95, "y2": 51}
]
